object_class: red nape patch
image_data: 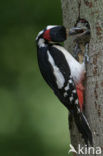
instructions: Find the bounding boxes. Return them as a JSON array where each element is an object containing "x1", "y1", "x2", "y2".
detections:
[
  {"x1": 76, "y1": 84, "x2": 84, "y2": 111},
  {"x1": 43, "y1": 29, "x2": 51, "y2": 41}
]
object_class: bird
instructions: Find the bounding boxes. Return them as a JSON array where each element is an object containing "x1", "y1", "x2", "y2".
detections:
[{"x1": 35, "y1": 23, "x2": 93, "y2": 146}]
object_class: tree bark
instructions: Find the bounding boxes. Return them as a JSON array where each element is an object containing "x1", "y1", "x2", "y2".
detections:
[{"x1": 61, "y1": 0, "x2": 103, "y2": 155}]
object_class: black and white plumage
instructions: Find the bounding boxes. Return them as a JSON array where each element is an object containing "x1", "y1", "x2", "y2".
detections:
[{"x1": 36, "y1": 25, "x2": 93, "y2": 145}]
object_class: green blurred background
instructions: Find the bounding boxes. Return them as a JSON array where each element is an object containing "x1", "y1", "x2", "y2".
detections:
[{"x1": 0, "y1": 0, "x2": 71, "y2": 155}]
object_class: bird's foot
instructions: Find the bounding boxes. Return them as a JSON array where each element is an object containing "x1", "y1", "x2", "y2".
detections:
[
  {"x1": 83, "y1": 43, "x2": 89, "y2": 64},
  {"x1": 73, "y1": 43, "x2": 82, "y2": 61}
]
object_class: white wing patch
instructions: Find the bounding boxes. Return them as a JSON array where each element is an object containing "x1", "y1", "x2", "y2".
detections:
[
  {"x1": 72, "y1": 89, "x2": 76, "y2": 93},
  {"x1": 70, "y1": 97, "x2": 73, "y2": 102},
  {"x1": 64, "y1": 92, "x2": 68, "y2": 97},
  {"x1": 65, "y1": 83, "x2": 69, "y2": 91},
  {"x1": 75, "y1": 99, "x2": 79, "y2": 104},
  {"x1": 69, "y1": 79, "x2": 73, "y2": 83},
  {"x1": 47, "y1": 51, "x2": 65, "y2": 89}
]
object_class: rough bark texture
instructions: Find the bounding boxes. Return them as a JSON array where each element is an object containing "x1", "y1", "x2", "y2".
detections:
[{"x1": 61, "y1": 0, "x2": 103, "y2": 155}]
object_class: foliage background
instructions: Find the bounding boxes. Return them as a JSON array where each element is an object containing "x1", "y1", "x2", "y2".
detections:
[{"x1": 0, "y1": 0, "x2": 71, "y2": 155}]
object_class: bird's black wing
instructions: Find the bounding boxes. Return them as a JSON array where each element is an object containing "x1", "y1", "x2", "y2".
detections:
[
  {"x1": 48, "y1": 46, "x2": 80, "y2": 110},
  {"x1": 37, "y1": 45, "x2": 79, "y2": 109}
]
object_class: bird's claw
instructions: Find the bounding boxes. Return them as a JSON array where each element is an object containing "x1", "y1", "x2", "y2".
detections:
[
  {"x1": 73, "y1": 43, "x2": 82, "y2": 60},
  {"x1": 83, "y1": 43, "x2": 89, "y2": 64}
]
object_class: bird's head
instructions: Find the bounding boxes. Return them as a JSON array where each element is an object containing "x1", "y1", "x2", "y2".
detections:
[
  {"x1": 69, "y1": 19, "x2": 90, "y2": 39},
  {"x1": 36, "y1": 25, "x2": 68, "y2": 43}
]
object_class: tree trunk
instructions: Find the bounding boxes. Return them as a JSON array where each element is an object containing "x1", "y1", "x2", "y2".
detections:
[{"x1": 61, "y1": 0, "x2": 103, "y2": 155}]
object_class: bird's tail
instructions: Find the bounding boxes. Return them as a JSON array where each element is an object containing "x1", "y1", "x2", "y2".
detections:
[{"x1": 73, "y1": 111, "x2": 93, "y2": 146}]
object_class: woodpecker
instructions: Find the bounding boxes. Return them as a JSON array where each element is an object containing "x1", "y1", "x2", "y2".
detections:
[
  {"x1": 69, "y1": 19, "x2": 90, "y2": 44},
  {"x1": 36, "y1": 25, "x2": 93, "y2": 145},
  {"x1": 69, "y1": 19, "x2": 90, "y2": 62}
]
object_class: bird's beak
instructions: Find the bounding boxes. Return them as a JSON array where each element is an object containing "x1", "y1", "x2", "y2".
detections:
[{"x1": 69, "y1": 27, "x2": 86, "y2": 36}]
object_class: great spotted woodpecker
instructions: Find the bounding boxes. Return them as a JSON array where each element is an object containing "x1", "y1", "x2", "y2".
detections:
[
  {"x1": 69, "y1": 19, "x2": 90, "y2": 62},
  {"x1": 36, "y1": 24, "x2": 93, "y2": 145}
]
